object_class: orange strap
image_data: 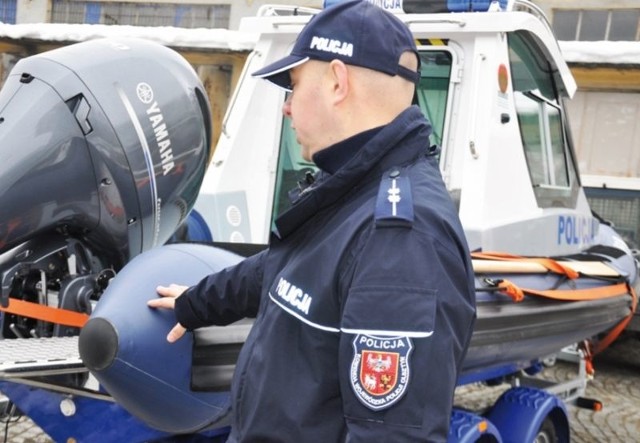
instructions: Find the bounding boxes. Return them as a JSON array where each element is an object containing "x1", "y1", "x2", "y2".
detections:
[
  {"x1": 592, "y1": 285, "x2": 638, "y2": 355},
  {"x1": 487, "y1": 278, "x2": 629, "y2": 302},
  {"x1": 494, "y1": 279, "x2": 525, "y2": 302},
  {"x1": 578, "y1": 341, "x2": 595, "y2": 377},
  {"x1": 518, "y1": 282, "x2": 630, "y2": 302},
  {"x1": 472, "y1": 251, "x2": 580, "y2": 279},
  {"x1": 0, "y1": 298, "x2": 89, "y2": 328}
]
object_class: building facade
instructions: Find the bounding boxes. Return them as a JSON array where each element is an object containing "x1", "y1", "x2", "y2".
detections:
[
  {"x1": 1, "y1": 0, "x2": 322, "y2": 29},
  {"x1": 535, "y1": 0, "x2": 640, "y2": 41},
  {"x1": 3, "y1": 1, "x2": 640, "y2": 38}
]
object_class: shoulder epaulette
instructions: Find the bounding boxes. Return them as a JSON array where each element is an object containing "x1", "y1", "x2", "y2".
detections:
[{"x1": 374, "y1": 167, "x2": 414, "y2": 228}]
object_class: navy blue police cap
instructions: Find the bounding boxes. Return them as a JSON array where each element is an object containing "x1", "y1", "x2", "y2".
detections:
[{"x1": 252, "y1": 0, "x2": 420, "y2": 91}]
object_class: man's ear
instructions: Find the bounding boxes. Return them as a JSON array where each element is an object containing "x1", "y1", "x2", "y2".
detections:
[{"x1": 328, "y1": 59, "x2": 350, "y2": 104}]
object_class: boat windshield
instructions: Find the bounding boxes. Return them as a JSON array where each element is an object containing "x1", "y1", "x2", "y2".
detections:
[
  {"x1": 509, "y1": 31, "x2": 580, "y2": 208},
  {"x1": 271, "y1": 49, "x2": 453, "y2": 224}
]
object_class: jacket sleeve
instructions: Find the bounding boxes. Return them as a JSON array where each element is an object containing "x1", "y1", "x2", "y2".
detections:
[
  {"x1": 174, "y1": 249, "x2": 267, "y2": 329},
  {"x1": 338, "y1": 226, "x2": 476, "y2": 442}
]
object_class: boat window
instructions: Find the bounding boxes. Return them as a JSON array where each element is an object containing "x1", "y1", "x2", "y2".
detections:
[
  {"x1": 509, "y1": 32, "x2": 579, "y2": 208},
  {"x1": 272, "y1": 111, "x2": 317, "y2": 223},
  {"x1": 415, "y1": 50, "x2": 452, "y2": 150},
  {"x1": 515, "y1": 91, "x2": 569, "y2": 188},
  {"x1": 271, "y1": 48, "x2": 453, "y2": 224}
]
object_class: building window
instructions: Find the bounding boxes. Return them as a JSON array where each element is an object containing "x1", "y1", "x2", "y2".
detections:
[
  {"x1": 609, "y1": 10, "x2": 640, "y2": 41},
  {"x1": 51, "y1": 1, "x2": 231, "y2": 29},
  {"x1": 553, "y1": 9, "x2": 640, "y2": 41},
  {"x1": 0, "y1": 0, "x2": 17, "y2": 24}
]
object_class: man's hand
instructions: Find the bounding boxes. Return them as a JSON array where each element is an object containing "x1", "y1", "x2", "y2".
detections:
[{"x1": 148, "y1": 284, "x2": 189, "y2": 343}]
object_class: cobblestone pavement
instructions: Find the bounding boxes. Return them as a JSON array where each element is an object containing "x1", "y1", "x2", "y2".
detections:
[
  {"x1": 2, "y1": 335, "x2": 639, "y2": 442},
  {"x1": 454, "y1": 334, "x2": 640, "y2": 442},
  {"x1": 559, "y1": 335, "x2": 640, "y2": 442}
]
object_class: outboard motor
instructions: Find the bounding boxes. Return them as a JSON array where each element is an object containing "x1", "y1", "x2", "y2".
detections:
[{"x1": 0, "y1": 38, "x2": 212, "y2": 338}]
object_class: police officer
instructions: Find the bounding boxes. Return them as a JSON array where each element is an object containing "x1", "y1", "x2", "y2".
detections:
[{"x1": 149, "y1": 1, "x2": 476, "y2": 441}]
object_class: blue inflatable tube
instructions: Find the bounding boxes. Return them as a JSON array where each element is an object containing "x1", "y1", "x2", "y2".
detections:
[{"x1": 78, "y1": 243, "x2": 243, "y2": 434}]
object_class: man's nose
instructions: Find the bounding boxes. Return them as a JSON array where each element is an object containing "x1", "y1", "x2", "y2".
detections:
[{"x1": 282, "y1": 96, "x2": 292, "y2": 117}]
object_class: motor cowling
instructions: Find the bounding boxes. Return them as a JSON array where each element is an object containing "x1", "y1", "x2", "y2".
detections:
[{"x1": 0, "y1": 38, "x2": 212, "y2": 268}]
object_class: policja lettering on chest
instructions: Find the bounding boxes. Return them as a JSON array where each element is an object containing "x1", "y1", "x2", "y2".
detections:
[{"x1": 275, "y1": 277, "x2": 313, "y2": 315}]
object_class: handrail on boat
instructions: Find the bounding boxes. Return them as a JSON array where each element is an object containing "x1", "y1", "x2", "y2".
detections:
[{"x1": 256, "y1": 4, "x2": 320, "y2": 17}]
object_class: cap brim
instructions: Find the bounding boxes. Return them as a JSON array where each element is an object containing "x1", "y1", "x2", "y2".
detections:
[{"x1": 252, "y1": 55, "x2": 310, "y2": 90}]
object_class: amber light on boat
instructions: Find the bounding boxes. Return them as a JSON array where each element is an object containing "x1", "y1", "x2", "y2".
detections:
[{"x1": 498, "y1": 63, "x2": 509, "y2": 93}]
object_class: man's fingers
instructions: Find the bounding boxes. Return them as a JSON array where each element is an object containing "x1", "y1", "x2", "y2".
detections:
[
  {"x1": 148, "y1": 284, "x2": 188, "y2": 342},
  {"x1": 148, "y1": 284, "x2": 189, "y2": 309},
  {"x1": 167, "y1": 323, "x2": 187, "y2": 343},
  {"x1": 147, "y1": 297, "x2": 175, "y2": 309},
  {"x1": 156, "y1": 284, "x2": 189, "y2": 298}
]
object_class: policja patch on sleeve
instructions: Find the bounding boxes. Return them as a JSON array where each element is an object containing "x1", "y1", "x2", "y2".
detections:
[{"x1": 350, "y1": 334, "x2": 413, "y2": 410}]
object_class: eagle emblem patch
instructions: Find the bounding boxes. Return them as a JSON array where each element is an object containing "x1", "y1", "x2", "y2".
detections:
[{"x1": 350, "y1": 334, "x2": 413, "y2": 410}]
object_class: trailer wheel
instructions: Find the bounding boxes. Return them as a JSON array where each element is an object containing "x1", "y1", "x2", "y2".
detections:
[{"x1": 534, "y1": 417, "x2": 557, "y2": 443}]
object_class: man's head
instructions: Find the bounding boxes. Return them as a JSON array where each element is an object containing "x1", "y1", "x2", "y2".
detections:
[
  {"x1": 252, "y1": 0, "x2": 421, "y2": 160},
  {"x1": 253, "y1": 0, "x2": 420, "y2": 91}
]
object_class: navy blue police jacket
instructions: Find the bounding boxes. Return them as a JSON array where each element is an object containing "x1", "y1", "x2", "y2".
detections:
[{"x1": 175, "y1": 105, "x2": 476, "y2": 442}]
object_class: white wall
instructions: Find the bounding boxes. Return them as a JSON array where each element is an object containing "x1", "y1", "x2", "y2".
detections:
[
  {"x1": 16, "y1": 0, "x2": 49, "y2": 23},
  {"x1": 567, "y1": 90, "x2": 640, "y2": 185},
  {"x1": 228, "y1": 0, "x2": 321, "y2": 29}
]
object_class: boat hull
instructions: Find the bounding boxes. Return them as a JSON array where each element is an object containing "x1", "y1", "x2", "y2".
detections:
[
  {"x1": 79, "y1": 243, "x2": 636, "y2": 432},
  {"x1": 463, "y1": 288, "x2": 632, "y2": 383}
]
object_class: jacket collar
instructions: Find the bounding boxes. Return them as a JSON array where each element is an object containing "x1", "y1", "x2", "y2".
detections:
[
  {"x1": 312, "y1": 126, "x2": 383, "y2": 175},
  {"x1": 274, "y1": 105, "x2": 432, "y2": 240}
]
